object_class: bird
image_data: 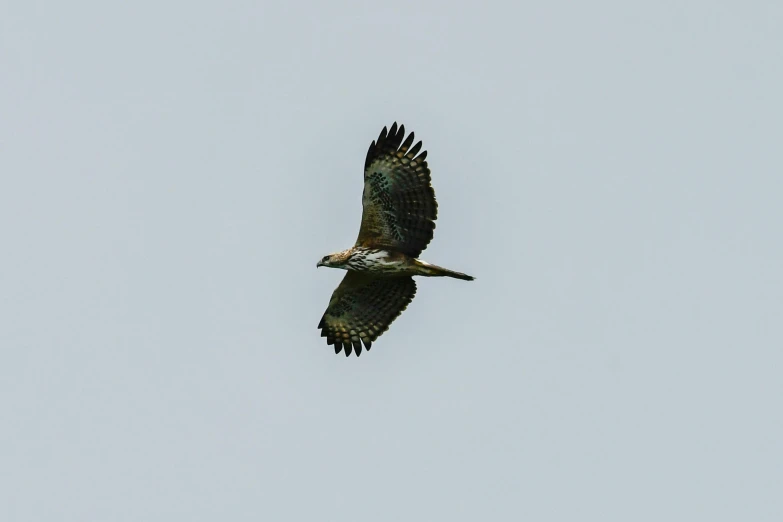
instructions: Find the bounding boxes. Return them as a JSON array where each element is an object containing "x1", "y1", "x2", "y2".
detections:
[{"x1": 317, "y1": 122, "x2": 474, "y2": 356}]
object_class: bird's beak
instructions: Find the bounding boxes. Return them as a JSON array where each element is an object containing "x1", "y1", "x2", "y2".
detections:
[{"x1": 317, "y1": 261, "x2": 323, "y2": 268}]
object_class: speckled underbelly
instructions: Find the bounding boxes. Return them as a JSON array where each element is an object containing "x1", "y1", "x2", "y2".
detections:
[{"x1": 345, "y1": 249, "x2": 412, "y2": 275}]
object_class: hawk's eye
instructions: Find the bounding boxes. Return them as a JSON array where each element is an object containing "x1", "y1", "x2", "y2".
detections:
[{"x1": 322, "y1": 256, "x2": 330, "y2": 262}]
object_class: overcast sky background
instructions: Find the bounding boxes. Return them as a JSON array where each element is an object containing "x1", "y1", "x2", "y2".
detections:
[{"x1": 2, "y1": 1, "x2": 781, "y2": 520}]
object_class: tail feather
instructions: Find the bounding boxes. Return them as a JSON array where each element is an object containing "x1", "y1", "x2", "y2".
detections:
[
  {"x1": 440, "y1": 268, "x2": 475, "y2": 281},
  {"x1": 415, "y1": 260, "x2": 475, "y2": 281}
]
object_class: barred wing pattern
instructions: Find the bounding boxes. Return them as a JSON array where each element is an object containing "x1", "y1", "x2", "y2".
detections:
[
  {"x1": 356, "y1": 123, "x2": 438, "y2": 258},
  {"x1": 318, "y1": 272, "x2": 417, "y2": 357}
]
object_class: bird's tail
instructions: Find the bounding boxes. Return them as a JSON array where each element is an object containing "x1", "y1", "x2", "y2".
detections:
[{"x1": 414, "y1": 260, "x2": 475, "y2": 281}]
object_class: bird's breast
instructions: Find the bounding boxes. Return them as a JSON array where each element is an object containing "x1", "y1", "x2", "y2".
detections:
[{"x1": 346, "y1": 249, "x2": 409, "y2": 274}]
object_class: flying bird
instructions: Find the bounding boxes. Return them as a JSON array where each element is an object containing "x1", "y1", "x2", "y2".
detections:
[{"x1": 317, "y1": 122, "x2": 474, "y2": 356}]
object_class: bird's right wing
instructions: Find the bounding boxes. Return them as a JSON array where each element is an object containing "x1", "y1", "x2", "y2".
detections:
[
  {"x1": 318, "y1": 272, "x2": 417, "y2": 356},
  {"x1": 355, "y1": 123, "x2": 438, "y2": 258}
]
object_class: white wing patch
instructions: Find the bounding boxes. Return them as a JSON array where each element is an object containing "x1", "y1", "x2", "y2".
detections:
[{"x1": 364, "y1": 250, "x2": 391, "y2": 264}]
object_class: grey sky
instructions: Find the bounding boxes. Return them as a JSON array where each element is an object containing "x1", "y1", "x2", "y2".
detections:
[{"x1": 2, "y1": 1, "x2": 781, "y2": 520}]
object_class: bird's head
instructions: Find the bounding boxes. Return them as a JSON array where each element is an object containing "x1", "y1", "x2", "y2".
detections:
[{"x1": 317, "y1": 250, "x2": 352, "y2": 269}]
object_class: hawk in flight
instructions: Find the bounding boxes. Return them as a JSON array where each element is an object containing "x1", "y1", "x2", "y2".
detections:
[{"x1": 317, "y1": 123, "x2": 474, "y2": 356}]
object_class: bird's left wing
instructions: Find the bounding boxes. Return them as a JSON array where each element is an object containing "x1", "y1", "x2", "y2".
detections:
[
  {"x1": 318, "y1": 272, "x2": 417, "y2": 356},
  {"x1": 356, "y1": 123, "x2": 438, "y2": 257}
]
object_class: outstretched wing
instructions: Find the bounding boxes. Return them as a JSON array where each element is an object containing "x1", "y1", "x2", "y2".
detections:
[
  {"x1": 356, "y1": 123, "x2": 438, "y2": 257},
  {"x1": 318, "y1": 272, "x2": 417, "y2": 357}
]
